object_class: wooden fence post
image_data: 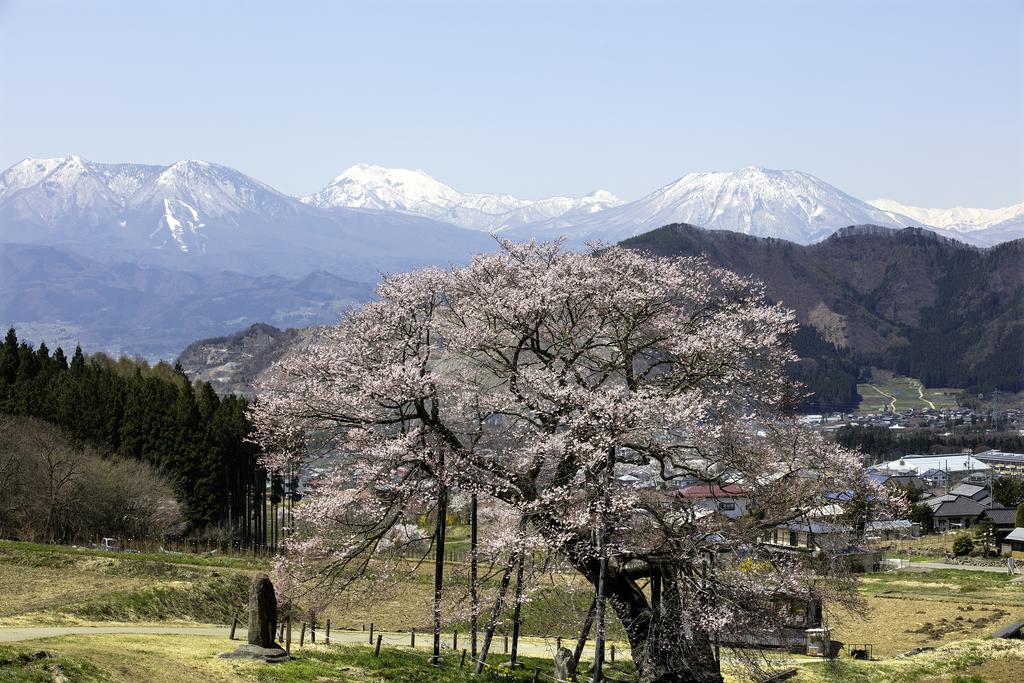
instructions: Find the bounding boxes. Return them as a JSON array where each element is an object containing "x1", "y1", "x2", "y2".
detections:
[
  {"x1": 285, "y1": 616, "x2": 291, "y2": 654},
  {"x1": 326, "y1": 619, "x2": 331, "y2": 645},
  {"x1": 229, "y1": 612, "x2": 238, "y2": 640},
  {"x1": 411, "y1": 628, "x2": 416, "y2": 647},
  {"x1": 311, "y1": 618, "x2": 316, "y2": 644},
  {"x1": 374, "y1": 634, "x2": 383, "y2": 657},
  {"x1": 300, "y1": 622, "x2": 306, "y2": 647},
  {"x1": 460, "y1": 649, "x2": 466, "y2": 668},
  {"x1": 532, "y1": 667, "x2": 540, "y2": 683},
  {"x1": 369, "y1": 622, "x2": 374, "y2": 645},
  {"x1": 504, "y1": 633, "x2": 509, "y2": 654},
  {"x1": 611, "y1": 643, "x2": 616, "y2": 663},
  {"x1": 453, "y1": 629, "x2": 458, "y2": 650}
]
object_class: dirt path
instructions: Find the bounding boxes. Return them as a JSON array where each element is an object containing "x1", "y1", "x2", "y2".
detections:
[
  {"x1": 900, "y1": 561, "x2": 1017, "y2": 575},
  {"x1": 914, "y1": 380, "x2": 936, "y2": 410},
  {"x1": 867, "y1": 384, "x2": 897, "y2": 412}
]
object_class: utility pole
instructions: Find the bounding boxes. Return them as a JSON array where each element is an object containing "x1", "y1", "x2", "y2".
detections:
[
  {"x1": 431, "y1": 446, "x2": 448, "y2": 666},
  {"x1": 593, "y1": 445, "x2": 614, "y2": 683},
  {"x1": 470, "y1": 492, "x2": 479, "y2": 658}
]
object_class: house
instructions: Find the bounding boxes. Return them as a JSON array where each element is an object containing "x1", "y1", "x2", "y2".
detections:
[
  {"x1": 922, "y1": 495, "x2": 987, "y2": 531},
  {"x1": 1001, "y1": 528, "x2": 1024, "y2": 559},
  {"x1": 676, "y1": 483, "x2": 749, "y2": 519},
  {"x1": 870, "y1": 453, "x2": 991, "y2": 488},
  {"x1": 764, "y1": 521, "x2": 851, "y2": 552},
  {"x1": 980, "y1": 507, "x2": 1020, "y2": 544},
  {"x1": 865, "y1": 519, "x2": 919, "y2": 540},
  {"x1": 948, "y1": 483, "x2": 992, "y2": 506},
  {"x1": 919, "y1": 468, "x2": 948, "y2": 489}
]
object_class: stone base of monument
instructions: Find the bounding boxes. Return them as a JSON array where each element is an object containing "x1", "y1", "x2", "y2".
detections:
[{"x1": 219, "y1": 643, "x2": 290, "y2": 663}]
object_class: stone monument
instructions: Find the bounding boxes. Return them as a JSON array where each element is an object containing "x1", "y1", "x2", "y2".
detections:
[{"x1": 220, "y1": 574, "x2": 289, "y2": 663}]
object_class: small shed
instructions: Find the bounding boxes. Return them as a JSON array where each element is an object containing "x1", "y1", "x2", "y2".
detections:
[
  {"x1": 804, "y1": 627, "x2": 841, "y2": 658},
  {"x1": 1002, "y1": 528, "x2": 1024, "y2": 559}
]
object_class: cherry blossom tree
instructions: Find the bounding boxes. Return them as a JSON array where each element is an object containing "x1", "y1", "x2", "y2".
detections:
[{"x1": 252, "y1": 240, "x2": 880, "y2": 683}]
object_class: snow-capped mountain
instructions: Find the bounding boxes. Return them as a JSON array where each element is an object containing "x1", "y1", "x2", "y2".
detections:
[
  {"x1": 868, "y1": 198, "x2": 1024, "y2": 245},
  {"x1": 867, "y1": 199, "x2": 1024, "y2": 232},
  {"x1": 0, "y1": 156, "x2": 494, "y2": 279},
  {"x1": 506, "y1": 167, "x2": 920, "y2": 245},
  {"x1": 302, "y1": 163, "x2": 623, "y2": 231}
]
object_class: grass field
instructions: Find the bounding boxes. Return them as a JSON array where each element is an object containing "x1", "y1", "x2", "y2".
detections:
[
  {"x1": 856, "y1": 375, "x2": 960, "y2": 414},
  {"x1": 3, "y1": 540, "x2": 1024, "y2": 681},
  {"x1": 2, "y1": 633, "x2": 1023, "y2": 683},
  {"x1": 0, "y1": 541, "x2": 255, "y2": 627}
]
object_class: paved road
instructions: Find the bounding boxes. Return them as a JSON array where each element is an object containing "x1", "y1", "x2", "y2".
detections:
[
  {"x1": 898, "y1": 561, "x2": 1019, "y2": 574},
  {"x1": 0, "y1": 625, "x2": 619, "y2": 661},
  {"x1": 0, "y1": 625, "x2": 230, "y2": 642}
]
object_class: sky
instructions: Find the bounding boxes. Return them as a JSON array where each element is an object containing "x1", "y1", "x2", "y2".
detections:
[{"x1": 1, "y1": 0, "x2": 1022, "y2": 207}]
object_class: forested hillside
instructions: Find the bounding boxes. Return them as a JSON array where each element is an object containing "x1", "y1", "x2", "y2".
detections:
[
  {"x1": 621, "y1": 225, "x2": 1024, "y2": 411},
  {"x1": 0, "y1": 329, "x2": 286, "y2": 547}
]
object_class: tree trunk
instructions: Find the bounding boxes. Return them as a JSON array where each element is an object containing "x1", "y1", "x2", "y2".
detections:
[
  {"x1": 510, "y1": 551, "x2": 525, "y2": 666},
  {"x1": 567, "y1": 556, "x2": 723, "y2": 683},
  {"x1": 609, "y1": 567, "x2": 722, "y2": 683},
  {"x1": 474, "y1": 554, "x2": 516, "y2": 675}
]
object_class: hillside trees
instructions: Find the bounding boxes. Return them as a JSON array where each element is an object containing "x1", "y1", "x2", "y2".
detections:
[
  {"x1": 252, "y1": 241, "x2": 875, "y2": 683},
  {"x1": 0, "y1": 415, "x2": 182, "y2": 542},
  {"x1": 0, "y1": 331, "x2": 270, "y2": 543}
]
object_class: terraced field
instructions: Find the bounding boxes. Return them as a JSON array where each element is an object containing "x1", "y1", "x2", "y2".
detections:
[{"x1": 857, "y1": 376, "x2": 960, "y2": 414}]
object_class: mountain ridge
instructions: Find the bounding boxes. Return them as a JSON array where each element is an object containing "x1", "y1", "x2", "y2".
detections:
[
  {"x1": 621, "y1": 223, "x2": 1024, "y2": 410},
  {"x1": 4, "y1": 156, "x2": 1022, "y2": 250}
]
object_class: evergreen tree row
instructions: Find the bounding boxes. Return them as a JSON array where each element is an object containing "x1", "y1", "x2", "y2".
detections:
[{"x1": 0, "y1": 328, "x2": 292, "y2": 547}]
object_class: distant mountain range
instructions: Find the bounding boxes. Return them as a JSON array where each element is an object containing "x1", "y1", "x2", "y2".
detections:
[
  {"x1": 1, "y1": 155, "x2": 1021, "y2": 367},
  {"x1": 0, "y1": 156, "x2": 494, "y2": 279},
  {"x1": 302, "y1": 163, "x2": 624, "y2": 232},
  {"x1": 177, "y1": 225, "x2": 1023, "y2": 409}
]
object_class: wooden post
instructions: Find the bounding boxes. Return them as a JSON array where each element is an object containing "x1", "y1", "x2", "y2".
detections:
[
  {"x1": 532, "y1": 667, "x2": 540, "y2": 683},
  {"x1": 556, "y1": 636, "x2": 561, "y2": 650},
  {"x1": 374, "y1": 634, "x2": 383, "y2": 657},
  {"x1": 326, "y1": 619, "x2": 331, "y2": 645},
  {"x1": 311, "y1": 618, "x2": 316, "y2": 644},
  {"x1": 611, "y1": 644, "x2": 616, "y2": 662},
  {"x1": 460, "y1": 648, "x2": 466, "y2": 668},
  {"x1": 229, "y1": 612, "x2": 238, "y2": 640},
  {"x1": 504, "y1": 633, "x2": 509, "y2": 654},
  {"x1": 369, "y1": 623, "x2": 374, "y2": 645},
  {"x1": 453, "y1": 629, "x2": 458, "y2": 650},
  {"x1": 411, "y1": 628, "x2": 416, "y2": 647},
  {"x1": 285, "y1": 616, "x2": 291, "y2": 654}
]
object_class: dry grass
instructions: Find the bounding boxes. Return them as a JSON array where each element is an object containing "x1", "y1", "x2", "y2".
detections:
[
  {"x1": 828, "y1": 595, "x2": 1018, "y2": 657},
  {"x1": 793, "y1": 639, "x2": 1024, "y2": 683},
  {"x1": 2, "y1": 633, "x2": 263, "y2": 683},
  {"x1": 0, "y1": 543, "x2": 251, "y2": 627}
]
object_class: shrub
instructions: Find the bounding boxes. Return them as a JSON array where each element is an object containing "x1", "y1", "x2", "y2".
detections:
[{"x1": 952, "y1": 535, "x2": 974, "y2": 557}]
